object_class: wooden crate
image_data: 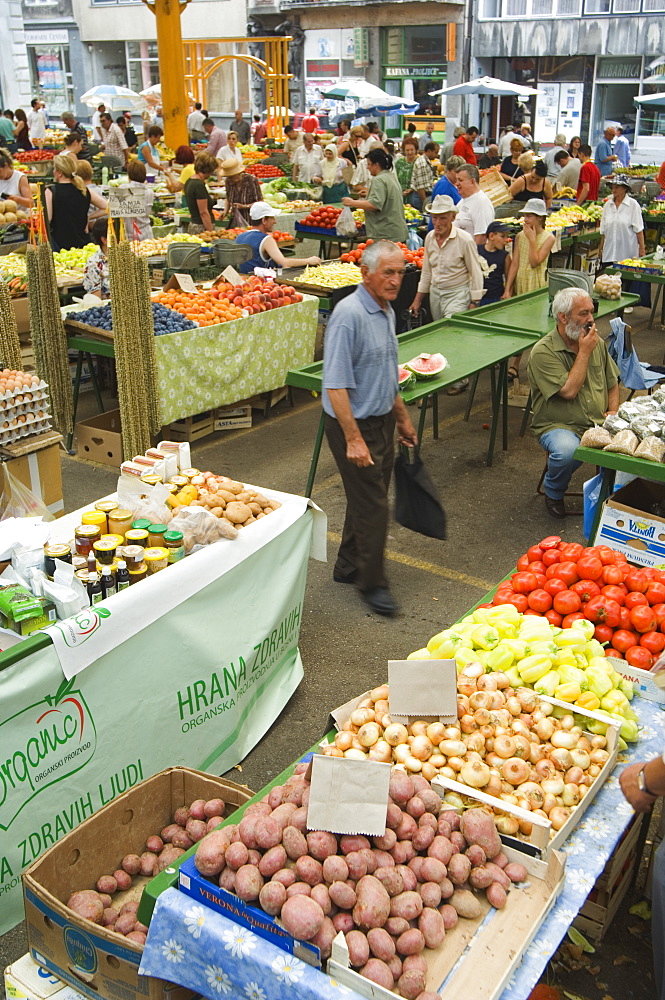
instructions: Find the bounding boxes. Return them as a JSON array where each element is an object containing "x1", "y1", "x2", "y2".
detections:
[
  {"x1": 480, "y1": 166, "x2": 512, "y2": 207},
  {"x1": 162, "y1": 411, "x2": 215, "y2": 442}
]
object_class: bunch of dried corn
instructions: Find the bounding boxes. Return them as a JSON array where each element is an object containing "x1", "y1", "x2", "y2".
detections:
[
  {"x1": 26, "y1": 243, "x2": 72, "y2": 435},
  {"x1": 108, "y1": 240, "x2": 161, "y2": 458},
  {"x1": 0, "y1": 279, "x2": 23, "y2": 371}
]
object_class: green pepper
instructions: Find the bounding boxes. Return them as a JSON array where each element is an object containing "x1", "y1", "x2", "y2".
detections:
[
  {"x1": 471, "y1": 625, "x2": 500, "y2": 651},
  {"x1": 586, "y1": 666, "x2": 614, "y2": 699}
]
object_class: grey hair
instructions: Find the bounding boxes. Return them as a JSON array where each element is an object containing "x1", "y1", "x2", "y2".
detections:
[
  {"x1": 446, "y1": 154, "x2": 466, "y2": 172},
  {"x1": 362, "y1": 240, "x2": 404, "y2": 273},
  {"x1": 552, "y1": 287, "x2": 590, "y2": 320},
  {"x1": 456, "y1": 163, "x2": 479, "y2": 183}
]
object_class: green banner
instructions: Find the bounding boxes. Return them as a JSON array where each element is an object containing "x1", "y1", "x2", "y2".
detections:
[{"x1": 0, "y1": 513, "x2": 312, "y2": 933}]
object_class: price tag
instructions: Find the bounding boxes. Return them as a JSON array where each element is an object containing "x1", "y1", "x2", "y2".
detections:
[
  {"x1": 388, "y1": 659, "x2": 457, "y2": 723},
  {"x1": 108, "y1": 186, "x2": 147, "y2": 219},
  {"x1": 306, "y1": 755, "x2": 390, "y2": 837}
]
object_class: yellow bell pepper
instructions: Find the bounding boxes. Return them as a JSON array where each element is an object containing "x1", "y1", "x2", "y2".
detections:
[
  {"x1": 505, "y1": 666, "x2": 522, "y2": 688},
  {"x1": 601, "y1": 690, "x2": 629, "y2": 715},
  {"x1": 534, "y1": 670, "x2": 561, "y2": 696},
  {"x1": 486, "y1": 604, "x2": 522, "y2": 626},
  {"x1": 486, "y1": 645, "x2": 515, "y2": 671},
  {"x1": 575, "y1": 691, "x2": 600, "y2": 712},
  {"x1": 407, "y1": 647, "x2": 430, "y2": 660},
  {"x1": 517, "y1": 654, "x2": 553, "y2": 684},
  {"x1": 619, "y1": 678, "x2": 635, "y2": 702},
  {"x1": 555, "y1": 682, "x2": 582, "y2": 702},
  {"x1": 575, "y1": 619, "x2": 595, "y2": 640},
  {"x1": 558, "y1": 664, "x2": 588, "y2": 691},
  {"x1": 553, "y1": 648, "x2": 578, "y2": 669},
  {"x1": 502, "y1": 639, "x2": 527, "y2": 659},
  {"x1": 471, "y1": 625, "x2": 500, "y2": 650},
  {"x1": 554, "y1": 629, "x2": 588, "y2": 650},
  {"x1": 586, "y1": 666, "x2": 614, "y2": 699}
]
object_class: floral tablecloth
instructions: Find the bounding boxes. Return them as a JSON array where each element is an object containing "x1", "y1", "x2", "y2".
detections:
[
  {"x1": 139, "y1": 698, "x2": 665, "y2": 1000},
  {"x1": 154, "y1": 296, "x2": 318, "y2": 424}
]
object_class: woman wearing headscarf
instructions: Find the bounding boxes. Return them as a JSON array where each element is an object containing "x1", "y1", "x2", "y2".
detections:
[{"x1": 312, "y1": 143, "x2": 349, "y2": 204}]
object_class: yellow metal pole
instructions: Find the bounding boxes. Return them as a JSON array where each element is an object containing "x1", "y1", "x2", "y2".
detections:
[{"x1": 141, "y1": 0, "x2": 190, "y2": 150}]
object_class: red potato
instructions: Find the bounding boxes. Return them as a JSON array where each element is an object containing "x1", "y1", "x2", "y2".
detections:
[
  {"x1": 119, "y1": 901, "x2": 139, "y2": 916},
  {"x1": 218, "y1": 868, "x2": 236, "y2": 892},
  {"x1": 244, "y1": 802, "x2": 272, "y2": 818},
  {"x1": 268, "y1": 786, "x2": 284, "y2": 809},
  {"x1": 329, "y1": 881, "x2": 356, "y2": 910},
  {"x1": 270, "y1": 803, "x2": 297, "y2": 831},
  {"x1": 146, "y1": 835, "x2": 163, "y2": 854},
  {"x1": 160, "y1": 824, "x2": 182, "y2": 844},
  {"x1": 408, "y1": 856, "x2": 425, "y2": 882},
  {"x1": 135, "y1": 922, "x2": 149, "y2": 934},
  {"x1": 290, "y1": 807, "x2": 309, "y2": 833},
  {"x1": 368, "y1": 927, "x2": 396, "y2": 962},
  {"x1": 372, "y1": 828, "x2": 397, "y2": 852},
  {"x1": 439, "y1": 903, "x2": 458, "y2": 930},
  {"x1": 173, "y1": 807, "x2": 190, "y2": 827},
  {"x1": 293, "y1": 762, "x2": 309, "y2": 775},
  {"x1": 489, "y1": 851, "x2": 509, "y2": 869},
  {"x1": 307, "y1": 831, "x2": 338, "y2": 861},
  {"x1": 204, "y1": 798, "x2": 225, "y2": 818},
  {"x1": 403, "y1": 955, "x2": 428, "y2": 975},
  {"x1": 353, "y1": 874, "x2": 391, "y2": 929},
  {"x1": 447, "y1": 854, "x2": 471, "y2": 886},
  {"x1": 439, "y1": 877, "x2": 454, "y2": 900},
  {"x1": 396, "y1": 865, "x2": 417, "y2": 892},
  {"x1": 485, "y1": 863, "x2": 511, "y2": 890},
  {"x1": 460, "y1": 809, "x2": 501, "y2": 859},
  {"x1": 465, "y1": 845, "x2": 486, "y2": 867},
  {"x1": 396, "y1": 928, "x2": 426, "y2": 956},
  {"x1": 295, "y1": 855, "x2": 323, "y2": 886},
  {"x1": 419, "y1": 813, "x2": 438, "y2": 832},
  {"x1": 283, "y1": 825, "x2": 308, "y2": 861},
  {"x1": 282, "y1": 775, "x2": 307, "y2": 806},
  {"x1": 122, "y1": 855, "x2": 142, "y2": 876},
  {"x1": 333, "y1": 912, "x2": 354, "y2": 933},
  {"x1": 310, "y1": 883, "x2": 332, "y2": 915},
  {"x1": 390, "y1": 890, "x2": 423, "y2": 922},
  {"x1": 96, "y1": 875, "x2": 117, "y2": 895},
  {"x1": 280, "y1": 894, "x2": 325, "y2": 940},
  {"x1": 238, "y1": 815, "x2": 259, "y2": 849},
  {"x1": 387, "y1": 955, "x2": 403, "y2": 982},
  {"x1": 248, "y1": 849, "x2": 260, "y2": 868},
  {"x1": 171, "y1": 830, "x2": 194, "y2": 850},
  {"x1": 400, "y1": 840, "x2": 417, "y2": 862},
  {"x1": 450, "y1": 831, "x2": 466, "y2": 853},
  {"x1": 437, "y1": 818, "x2": 452, "y2": 839},
  {"x1": 255, "y1": 815, "x2": 282, "y2": 850},
  {"x1": 386, "y1": 916, "x2": 410, "y2": 936},
  {"x1": 359, "y1": 848, "x2": 379, "y2": 874},
  {"x1": 346, "y1": 929, "x2": 370, "y2": 967},
  {"x1": 419, "y1": 908, "x2": 445, "y2": 949},
  {"x1": 189, "y1": 798, "x2": 207, "y2": 821},
  {"x1": 323, "y1": 855, "x2": 349, "y2": 884},
  {"x1": 272, "y1": 868, "x2": 297, "y2": 888},
  {"x1": 398, "y1": 969, "x2": 427, "y2": 1000},
  {"x1": 235, "y1": 864, "x2": 264, "y2": 901},
  {"x1": 345, "y1": 852, "x2": 368, "y2": 880},
  {"x1": 419, "y1": 882, "x2": 442, "y2": 909},
  {"x1": 386, "y1": 803, "x2": 403, "y2": 829},
  {"x1": 486, "y1": 882, "x2": 507, "y2": 909},
  {"x1": 225, "y1": 842, "x2": 249, "y2": 870},
  {"x1": 115, "y1": 911, "x2": 137, "y2": 935},
  {"x1": 504, "y1": 862, "x2": 528, "y2": 884},
  {"x1": 102, "y1": 907, "x2": 118, "y2": 927},
  {"x1": 427, "y1": 836, "x2": 454, "y2": 867},
  {"x1": 469, "y1": 867, "x2": 494, "y2": 890},
  {"x1": 417, "y1": 789, "x2": 442, "y2": 815},
  {"x1": 258, "y1": 845, "x2": 287, "y2": 878},
  {"x1": 157, "y1": 847, "x2": 184, "y2": 872},
  {"x1": 67, "y1": 891, "x2": 104, "y2": 924},
  {"x1": 207, "y1": 817, "x2": 224, "y2": 833},
  {"x1": 340, "y1": 834, "x2": 371, "y2": 855},
  {"x1": 126, "y1": 931, "x2": 146, "y2": 946},
  {"x1": 406, "y1": 796, "x2": 425, "y2": 819},
  {"x1": 99, "y1": 894, "x2": 112, "y2": 909},
  {"x1": 194, "y1": 831, "x2": 228, "y2": 877},
  {"x1": 286, "y1": 882, "x2": 311, "y2": 898},
  {"x1": 450, "y1": 889, "x2": 482, "y2": 920},
  {"x1": 395, "y1": 813, "x2": 418, "y2": 841},
  {"x1": 372, "y1": 850, "x2": 394, "y2": 869},
  {"x1": 360, "y1": 959, "x2": 394, "y2": 990},
  {"x1": 439, "y1": 810, "x2": 461, "y2": 832},
  {"x1": 421, "y1": 857, "x2": 448, "y2": 884},
  {"x1": 412, "y1": 826, "x2": 436, "y2": 853},
  {"x1": 374, "y1": 867, "x2": 404, "y2": 897},
  {"x1": 311, "y1": 916, "x2": 336, "y2": 960},
  {"x1": 390, "y1": 842, "x2": 409, "y2": 865},
  {"x1": 389, "y1": 772, "x2": 415, "y2": 807},
  {"x1": 113, "y1": 870, "x2": 132, "y2": 892}
]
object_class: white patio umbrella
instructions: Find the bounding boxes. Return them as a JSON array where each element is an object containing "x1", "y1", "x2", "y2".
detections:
[
  {"x1": 634, "y1": 92, "x2": 665, "y2": 107},
  {"x1": 429, "y1": 76, "x2": 543, "y2": 144},
  {"x1": 141, "y1": 83, "x2": 196, "y2": 106},
  {"x1": 80, "y1": 85, "x2": 147, "y2": 113},
  {"x1": 320, "y1": 81, "x2": 396, "y2": 103}
]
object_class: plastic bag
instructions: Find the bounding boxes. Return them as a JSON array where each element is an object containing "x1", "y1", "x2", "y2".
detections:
[
  {"x1": 579, "y1": 426, "x2": 612, "y2": 448},
  {"x1": 617, "y1": 401, "x2": 643, "y2": 422},
  {"x1": 394, "y1": 448, "x2": 446, "y2": 540},
  {"x1": 583, "y1": 473, "x2": 603, "y2": 540},
  {"x1": 335, "y1": 206, "x2": 357, "y2": 237},
  {"x1": 231, "y1": 206, "x2": 250, "y2": 229},
  {"x1": 406, "y1": 229, "x2": 423, "y2": 251},
  {"x1": 604, "y1": 414, "x2": 630, "y2": 435},
  {"x1": 635, "y1": 436, "x2": 665, "y2": 463},
  {"x1": 631, "y1": 415, "x2": 665, "y2": 441},
  {"x1": 117, "y1": 479, "x2": 172, "y2": 525},
  {"x1": 169, "y1": 506, "x2": 238, "y2": 554},
  {"x1": 0, "y1": 463, "x2": 54, "y2": 522},
  {"x1": 603, "y1": 429, "x2": 639, "y2": 455}
]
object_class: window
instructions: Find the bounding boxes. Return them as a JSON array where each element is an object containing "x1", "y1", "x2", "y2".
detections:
[
  {"x1": 403, "y1": 26, "x2": 446, "y2": 64},
  {"x1": 613, "y1": 0, "x2": 640, "y2": 9},
  {"x1": 481, "y1": 0, "x2": 501, "y2": 15},
  {"x1": 532, "y1": 0, "x2": 553, "y2": 13},
  {"x1": 643, "y1": 0, "x2": 665, "y2": 9},
  {"x1": 126, "y1": 41, "x2": 159, "y2": 92}
]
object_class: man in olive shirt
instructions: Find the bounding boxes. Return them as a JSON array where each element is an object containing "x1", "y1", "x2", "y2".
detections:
[{"x1": 527, "y1": 287, "x2": 619, "y2": 519}]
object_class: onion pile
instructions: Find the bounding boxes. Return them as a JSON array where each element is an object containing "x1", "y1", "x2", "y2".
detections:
[
  {"x1": 193, "y1": 767, "x2": 527, "y2": 1000},
  {"x1": 321, "y1": 681, "x2": 610, "y2": 837}
]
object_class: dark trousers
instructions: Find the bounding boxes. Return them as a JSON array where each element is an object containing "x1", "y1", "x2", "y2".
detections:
[{"x1": 325, "y1": 412, "x2": 395, "y2": 592}]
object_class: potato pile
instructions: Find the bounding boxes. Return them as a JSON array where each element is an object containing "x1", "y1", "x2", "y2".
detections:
[
  {"x1": 194, "y1": 767, "x2": 526, "y2": 999},
  {"x1": 188, "y1": 471, "x2": 282, "y2": 528},
  {"x1": 65, "y1": 795, "x2": 230, "y2": 945}
]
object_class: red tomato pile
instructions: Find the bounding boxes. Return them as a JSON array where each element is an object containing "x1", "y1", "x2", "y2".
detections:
[
  {"x1": 491, "y1": 534, "x2": 665, "y2": 669},
  {"x1": 245, "y1": 164, "x2": 284, "y2": 178},
  {"x1": 15, "y1": 149, "x2": 54, "y2": 162},
  {"x1": 300, "y1": 206, "x2": 343, "y2": 229},
  {"x1": 340, "y1": 240, "x2": 425, "y2": 269}
]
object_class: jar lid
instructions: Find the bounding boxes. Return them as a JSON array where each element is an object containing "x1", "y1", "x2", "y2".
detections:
[
  {"x1": 128, "y1": 563, "x2": 147, "y2": 575},
  {"x1": 149, "y1": 524, "x2": 168, "y2": 533},
  {"x1": 94, "y1": 539, "x2": 117, "y2": 552},
  {"x1": 45, "y1": 543, "x2": 71, "y2": 557},
  {"x1": 101, "y1": 533, "x2": 124, "y2": 548},
  {"x1": 164, "y1": 530, "x2": 183, "y2": 543},
  {"x1": 144, "y1": 546, "x2": 169, "y2": 562},
  {"x1": 95, "y1": 500, "x2": 119, "y2": 513},
  {"x1": 76, "y1": 524, "x2": 101, "y2": 538},
  {"x1": 109, "y1": 508, "x2": 133, "y2": 520},
  {"x1": 132, "y1": 519, "x2": 151, "y2": 530},
  {"x1": 81, "y1": 511, "x2": 107, "y2": 526},
  {"x1": 126, "y1": 528, "x2": 149, "y2": 541}
]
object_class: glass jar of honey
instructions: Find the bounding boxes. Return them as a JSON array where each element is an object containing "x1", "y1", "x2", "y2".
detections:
[{"x1": 75, "y1": 524, "x2": 101, "y2": 556}]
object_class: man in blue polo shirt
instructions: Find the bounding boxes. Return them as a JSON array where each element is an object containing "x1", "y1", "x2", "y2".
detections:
[
  {"x1": 323, "y1": 240, "x2": 419, "y2": 616},
  {"x1": 595, "y1": 126, "x2": 618, "y2": 177},
  {"x1": 427, "y1": 154, "x2": 463, "y2": 230}
]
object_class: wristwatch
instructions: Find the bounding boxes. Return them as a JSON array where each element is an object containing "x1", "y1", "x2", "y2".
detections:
[{"x1": 637, "y1": 765, "x2": 657, "y2": 798}]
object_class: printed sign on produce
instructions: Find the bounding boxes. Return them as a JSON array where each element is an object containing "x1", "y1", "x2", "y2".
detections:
[{"x1": 108, "y1": 186, "x2": 147, "y2": 219}]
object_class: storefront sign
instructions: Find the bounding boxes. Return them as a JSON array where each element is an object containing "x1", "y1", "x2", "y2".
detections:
[
  {"x1": 385, "y1": 66, "x2": 441, "y2": 77},
  {"x1": 306, "y1": 60, "x2": 340, "y2": 78},
  {"x1": 24, "y1": 29, "x2": 69, "y2": 45},
  {"x1": 596, "y1": 57, "x2": 641, "y2": 80},
  {"x1": 353, "y1": 28, "x2": 369, "y2": 68},
  {"x1": 0, "y1": 510, "x2": 315, "y2": 934}
]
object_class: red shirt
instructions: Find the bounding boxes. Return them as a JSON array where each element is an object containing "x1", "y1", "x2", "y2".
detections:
[
  {"x1": 577, "y1": 160, "x2": 600, "y2": 201},
  {"x1": 453, "y1": 135, "x2": 477, "y2": 165},
  {"x1": 301, "y1": 114, "x2": 319, "y2": 133}
]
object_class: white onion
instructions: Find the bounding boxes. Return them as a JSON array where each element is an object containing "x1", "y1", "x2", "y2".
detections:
[
  {"x1": 384, "y1": 723, "x2": 409, "y2": 747},
  {"x1": 357, "y1": 722, "x2": 381, "y2": 747},
  {"x1": 344, "y1": 748, "x2": 368, "y2": 760},
  {"x1": 460, "y1": 759, "x2": 491, "y2": 788}
]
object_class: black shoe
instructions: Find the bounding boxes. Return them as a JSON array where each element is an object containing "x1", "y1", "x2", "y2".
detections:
[
  {"x1": 361, "y1": 587, "x2": 399, "y2": 616},
  {"x1": 545, "y1": 495, "x2": 566, "y2": 519},
  {"x1": 333, "y1": 571, "x2": 357, "y2": 584}
]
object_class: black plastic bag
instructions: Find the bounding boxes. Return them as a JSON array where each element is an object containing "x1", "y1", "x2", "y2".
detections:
[{"x1": 393, "y1": 447, "x2": 446, "y2": 540}]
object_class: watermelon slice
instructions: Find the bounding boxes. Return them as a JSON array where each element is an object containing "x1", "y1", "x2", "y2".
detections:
[
  {"x1": 404, "y1": 353, "x2": 448, "y2": 379},
  {"x1": 398, "y1": 366, "x2": 415, "y2": 390}
]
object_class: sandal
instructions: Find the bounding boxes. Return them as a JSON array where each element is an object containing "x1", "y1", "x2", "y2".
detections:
[{"x1": 507, "y1": 367, "x2": 519, "y2": 381}]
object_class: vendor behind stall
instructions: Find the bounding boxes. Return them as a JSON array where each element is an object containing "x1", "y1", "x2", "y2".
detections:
[
  {"x1": 122, "y1": 160, "x2": 155, "y2": 241},
  {"x1": 235, "y1": 201, "x2": 321, "y2": 273},
  {"x1": 164, "y1": 146, "x2": 196, "y2": 194},
  {"x1": 312, "y1": 144, "x2": 349, "y2": 204},
  {"x1": 82, "y1": 218, "x2": 110, "y2": 299},
  {"x1": 0, "y1": 147, "x2": 32, "y2": 208},
  {"x1": 183, "y1": 152, "x2": 217, "y2": 234},
  {"x1": 220, "y1": 157, "x2": 261, "y2": 226}
]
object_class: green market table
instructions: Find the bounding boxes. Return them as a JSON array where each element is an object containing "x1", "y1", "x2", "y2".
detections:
[
  {"x1": 575, "y1": 444, "x2": 665, "y2": 542},
  {"x1": 458, "y1": 287, "x2": 639, "y2": 336},
  {"x1": 288, "y1": 319, "x2": 542, "y2": 496},
  {"x1": 607, "y1": 255, "x2": 665, "y2": 331}
]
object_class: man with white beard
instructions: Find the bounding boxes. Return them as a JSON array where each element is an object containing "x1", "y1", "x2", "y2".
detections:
[{"x1": 527, "y1": 288, "x2": 619, "y2": 519}]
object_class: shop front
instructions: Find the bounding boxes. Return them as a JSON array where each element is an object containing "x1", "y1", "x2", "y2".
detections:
[
  {"x1": 24, "y1": 28, "x2": 74, "y2": 118},
  {"x1": 381, "y1": 24, "x2": 447, "y2": 124},
  {"x1": 590, "y1": 55, "x2": 642, "y2": 144}
]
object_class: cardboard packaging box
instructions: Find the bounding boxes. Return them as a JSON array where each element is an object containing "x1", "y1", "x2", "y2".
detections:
[
  {"x1": 12, "y1": 296, "x2": 30, "y2": 336},
  {"x1": 76, "y1": 410, "x2": 122, "y2": 468},
  {"x1": 213, "y1": 406, "x2": 252, "y2": 431},
  {"x1": 23, "y1": 767, "x2": 253, "y2": 1000},
  {"x1": 5, "y1": 953, "x2": 86, "y2": 1000},
  {"x1": 2, "y1": 439, "x2": 63, "y2": 518},
  {"x1": 595, "y1": 478, "x2": 665, "y2": 567}
]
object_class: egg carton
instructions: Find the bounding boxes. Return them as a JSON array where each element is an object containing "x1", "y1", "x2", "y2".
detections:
[
  {"x1": 0, "y1": 388, "x2": 50, "y2": 405},
  {"x1": 0, "y1": 378, "x2": 48, "y2": 403},
  {"x1": 0, "y1": 419, "x2": 52, "y2": 446},
  {"x1": 3, "y1": 399, "x2": 50, "y2": 416}
]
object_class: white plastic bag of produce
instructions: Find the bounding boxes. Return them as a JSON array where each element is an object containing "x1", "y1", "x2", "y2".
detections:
[
  {"x1": 0, "y1": 463, "x2": 54, "y2": 522},
  {"x1": 335, "y1": 206, "x2": 357, "y2": 237},
  {"x1": 169, "y1": 505, "x2": 238, "y2": 553}
]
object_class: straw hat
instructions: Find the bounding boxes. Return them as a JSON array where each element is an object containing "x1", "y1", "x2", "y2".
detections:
[
  {"x1": 219, "y1": 158, "x2": 244, "y2": 177},
  {"x1": 429, "y1": 194, "x2": 459, "y2": 215}
]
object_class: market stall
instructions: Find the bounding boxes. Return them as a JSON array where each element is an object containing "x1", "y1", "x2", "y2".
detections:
[
  {"x1": 608, "y1": 254, "x2": 665, "y2": 331},
  {"x1": 460, "y1": 287, "x2": 639, "y2": 336}
]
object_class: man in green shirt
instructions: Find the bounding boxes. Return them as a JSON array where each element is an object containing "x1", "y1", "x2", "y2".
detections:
[
  {"x1": 527, "y1": 287, "x2": 619, "y2": 519},
  {"x1": 0, "y1": 113, "x2": 15, "y2": 147}
]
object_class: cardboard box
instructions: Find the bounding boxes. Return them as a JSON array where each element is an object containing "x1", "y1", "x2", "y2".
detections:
[
  {"x1": 5, "y1": 953, "x2": 87, "y2": 1000},
  {"x1": 12, "y1": 296, "x2": 30, "y2": 336},
  {"x1": 23, "y1": 767, "x2": 253, "y2": 1000},
  {"x1": 2, "y1": 439, "x2": 63, "y2": 517},
  {"x1": 213, "y1": 406, "x2": 252, "y2": 431},
  {"x1": 76, "y1": 410, "x2": 123, "y2": 467},
  {"x1": 595, "y1": 478, "x2": 665, "y2": 567}
]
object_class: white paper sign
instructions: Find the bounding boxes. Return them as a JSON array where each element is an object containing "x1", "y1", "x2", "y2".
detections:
[
  {"x1": 306, "y1": 755, "x2": 391, "y2": 837},
  {"x1": 108, "y1": 185, "x2": 147, "y2": 219},
  {"x1": 388, "y1": 659, "x2": 457, "y2": 722}
]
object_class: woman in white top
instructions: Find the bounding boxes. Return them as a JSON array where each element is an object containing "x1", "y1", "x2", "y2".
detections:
[
  {"x1": 599, "y1": 176, "x2": 645, "y2": 264},
  {"x1": 0, "y1": 148, "x2": 32, "y2": 208},
  {"x1": 311, "y1": 143, "x2": 349, "y2": 204},
  {"x1": 27, "y1": 100, "x2": 47, "y2": 148},
  {"x1": 217, "y1": 131, "x2": 243, "y2": 166}
]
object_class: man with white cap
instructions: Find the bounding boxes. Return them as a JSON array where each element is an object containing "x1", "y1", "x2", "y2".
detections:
[
  {"x1": 234, "y1": 201, "x2": 321, "y2": 274},
  {"x1": 409, "y1": 193, "x2": 486, "y2": 394}
]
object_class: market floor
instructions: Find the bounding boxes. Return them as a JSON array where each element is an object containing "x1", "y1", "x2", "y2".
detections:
[{"x1": 1, "y1": 303, "x2": 662, "y2": 998}]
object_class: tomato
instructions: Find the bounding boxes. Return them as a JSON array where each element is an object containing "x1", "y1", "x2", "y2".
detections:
[
  {"x1": 619, "y1": 606, "x2": 632, "y2": 629},
  {"x1": 576, "y1": 555, "x2": 604, "y2": 581},
  {"x1": 601, "y1": 585, "x2": 626, "y2": 606},
  {"x1": 512, "y1": 572, "x2": 538, "y2": 594},
  {"x1": 545, "y1": 609, "x2": 563, "y2": 627},
  {"x1": 625, "y1": 569, "x2": 649, "y2": 593},
  {"x1": 561, "y1": 612, "x2": 586, "y2": 628},
  {"x1": 516, "y1": 553, "x2": 530, "y2": 572},
  {"x1": 523, "y1": 609, "x2": 543, "y2": 616},
  {"x1": 652, "y1": 603, "x2": 665, "y2": 627},
  {"x1": 527, "y1": 545, "x2": 544, "y2": 562},
  {"x1": 644, "y1": 568, "x2": 660, "y2": 581},
  {"x1": 641, "y1": 631, "x2": 665, "y2": 654},
  {"x1": 572, "y1": 580, "x2": 601, "y2": 603},
  {"x1": 560, "y1": 542, "x2": 584, "y2": 561},
  {"x1": 553, "y1": 590, "x2": 582, "y2": 615},
  {"x1": 607, "y1": 648, "x2": 623, "y2": 659},
  {"x1": 581, "y1": 546, "x2": 601, "y2": 558},
  {"x1": 544, "y1": 578, "x2": 568, "y2": 597},
  {"x1": 528, "y1": 561, "x2": 547, "y2": 576},
  {"x1": 553, "y1": 561, "x2": 580, "y2": 586},
  {"x1": 602, "y1": 564, "x2": 625, "y2": 585},
  {"x1": 527, "y1": 589, "x2": 553, "y2": 612},
  {"x1": 503, "y1": 593, "x2": 529, "y2": 613},
  {"x1": 624, "y1": 645, "x2": 654, "y2": 669},
  {"x1": 630, "y1": 605, "x2": 658, "y2": 633},
  {"x1": 625, "y1": 592, "x2": 649, "y2": 610},
  {"x1": 593, "y1": 624, "x2": 614, "y2": 643},
  {"x1": 584, "y1": 595, "x2": 622, "y2": 627},
  {"x1": 611, "y1": 629, "x2": 638, "y2": 653},
  {"x1": 492, "y1": 591, "x2": 511, "y2": 606},
  {"x1": 539, "y1": 535, "x2": 561, "y2": 549},
  {"x1": 646, "y1": 582, "x2": 665, "y2": 606},
  {"x1": 542, "y1": 549, "x2": 561, "y2": 567},
  {"x1": 534, "y1": 574, "x2": 547, "y2": 588},
  {"x1": 596, "y1": 545, "x2": 619, "y2": 565}
]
